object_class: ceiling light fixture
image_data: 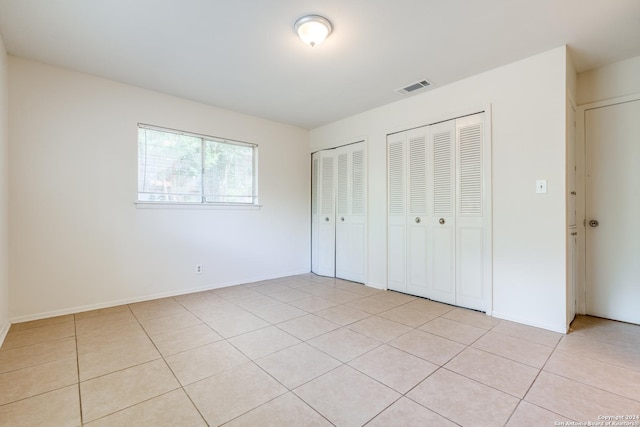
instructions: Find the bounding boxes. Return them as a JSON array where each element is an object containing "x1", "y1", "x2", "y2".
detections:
[{"x1": 294, "y1": 15, "x2": 333, "y2": 47}]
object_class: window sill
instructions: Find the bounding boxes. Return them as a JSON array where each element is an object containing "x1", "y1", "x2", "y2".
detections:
[{"x1": 135, "y1": 202, "x2": 262, "y2": 210}]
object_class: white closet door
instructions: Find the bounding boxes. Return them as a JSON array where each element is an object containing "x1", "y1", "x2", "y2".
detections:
[
  {"x1": 387, "y1": 133, "x2": 407, "y2": 292},
  {"x1": 455, "y1": 113, "x2": 488, "y2": 311},
  {"x1": 386, "y1": 113, "x2": 491, "y2": 312},
  {"x1": 348, "y1": 144, "x2": 367, "y2": 282},
  {"x1": 406, "y1": 127, "x2": 430, "y2": 298},
  {"x1": 335, "y1": 150, "x2": 350, "y2": 280},
  {"x1": 311, "y1": 152, "x2": 320, "y2": 273},
  {"x1": 335, "y1": 142, "x2": 367, "y2": 283},
  {"x1": 428, "y1": 120, "x2": 456, "y2": 304},
  {"x1": 316, "y1": 151, "x2": 336, "y2": 277}
]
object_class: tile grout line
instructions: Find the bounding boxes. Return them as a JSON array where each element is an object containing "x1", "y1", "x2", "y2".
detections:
[
  {"x1": 76, "y1": 303, "x2": 183, "y2": 423},
  {"x1": 502, "y1": 330, "x2": 573, "y2": 426},
  {"x1": 188, "y1": 278, "x2": 380, "y2": 426},
  {"x1": 73, "y1": 314, "x2": 84, "y2": 426},
  {"x1": 194, "y1": 277, "x2": 339, "y2": 426},
  {"x1": 132, "y1": 298, "x2": 212, "y2": 426}
]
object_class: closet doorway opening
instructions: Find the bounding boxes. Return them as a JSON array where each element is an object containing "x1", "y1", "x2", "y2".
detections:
[
  {"x1": 311, "y1": 141, "x2": 367, "y2": 283},
  {"x1": 387, "y1": 112, "x2": 492, "y2": 313}
]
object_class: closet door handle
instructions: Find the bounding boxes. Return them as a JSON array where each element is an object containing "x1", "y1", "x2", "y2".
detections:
[
  {"x1": 325, "y1": 217, "x2": 330, "y2": 222},
  {"x1": 439, "y1": 218, "x2": 445, "y2": 225},
  {"x1": 341, "y1": 217, "x2": 345, "y2": 222},
  {"x1": 415, "y1": 217, "x2": 421, "y2": 224}
]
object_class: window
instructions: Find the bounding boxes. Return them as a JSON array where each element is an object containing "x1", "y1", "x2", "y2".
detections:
[{"x1": 137, "y1": 124, "x2": 258, "y2": 205}]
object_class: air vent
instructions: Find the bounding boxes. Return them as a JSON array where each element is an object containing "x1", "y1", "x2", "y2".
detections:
[{"x1": 395, "y1": 79, "x2": 433, "y2": 95}]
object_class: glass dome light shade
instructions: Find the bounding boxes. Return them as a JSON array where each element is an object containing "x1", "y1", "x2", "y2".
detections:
[{"x1": 295, "y1": 15, "x2": 333, "y2": 47}]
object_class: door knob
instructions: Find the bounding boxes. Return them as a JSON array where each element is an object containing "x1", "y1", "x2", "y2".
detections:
[
  {"x1": 415, "y1": 217, "x2": 421, "y2": 224},
  {"x1": 341, "y1": 217, "x2": 345, "y2": 222},
  {"x1": 439, "y1": 218, "x2": 445, "y2": 225},
  {"x1": 589, "y1": 219, "x2": 599, "y2": 227},
  {"x1": 325, "y1": 217, "x2": 330, "y2": 222}
]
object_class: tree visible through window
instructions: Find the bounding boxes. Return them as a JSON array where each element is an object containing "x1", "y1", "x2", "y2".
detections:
[{"x1": 137, "y1": 124, "x2": 257, "y2": 204}]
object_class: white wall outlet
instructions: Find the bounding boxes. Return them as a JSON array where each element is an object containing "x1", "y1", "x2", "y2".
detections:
[
  {"x1": 195, "y1": 264, "x2": 203, "y2": 274},
  {"x1": 536, "y1": 179, "x2": 547, "y2": 194}
]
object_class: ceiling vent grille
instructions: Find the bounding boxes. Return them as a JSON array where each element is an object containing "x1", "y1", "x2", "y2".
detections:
[{"x1": 395, "y1": 79, "x2": 433, "y2": 95}]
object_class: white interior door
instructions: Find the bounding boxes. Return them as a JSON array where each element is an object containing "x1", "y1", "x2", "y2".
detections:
[
  {"x1": 585, "y1": 99, "x2": 640, "y2": 325},
  {"x1": 316, "y1": 151, "x2": 336, "y2": 277},
  {"x1": 454, "y1": 114, "x2": 488, "y2": 311},
  {"x1": 336, "y1": 150, "x2": 349, "y2": 279},
  {"x1": 427, "y1": 120, "x2": 456, "y2": 304},
  {"x1": 387, "y1": 133, "x2": 407, "y2": 292},
  {"x1": 336, "y1": 142, "x2": 367, "y2": 283},
  {"x1": 311, "y1": 153, "x2": 320, "y2": 273},
  {"x1": 406, "y1": 127, "x2": 430, "y2": 298},
  {"x1": 348, "y1": 145, "x2": 367, "y2": 283}
]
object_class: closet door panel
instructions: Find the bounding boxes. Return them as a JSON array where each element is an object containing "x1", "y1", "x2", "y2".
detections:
[
  {"x1": 428, "y1": 120, "x2": 456, "y2": 303},
  {"x1": 456, "y1": 227, "x2": 484, "y2": 307},
  {"x1": 455, "y1": 113, "x2": 487, "y2": 311},
  {"x1": 335, "y1": 150, "x2": 350, "y2": 279},
  {"x1": 406, "y1": 128, "x2": 429, "y2": 296},
  {"x1": 407, "y1": 226, "x2": 428, "y2": 296},
  {"x1": 311, "y1": 153, "x2": 320, "y2": 273},
  {"x1": 388, "y1": 224, "x2": 406, "y2": 290},
  {"x1": 336, "y1": 142, "x2": 367, "y2": 283},
  {"x1": 387, "y1": 134, "x2": 407, "y2": 292},
  {"x1": 317, "y1": 152, "x2": 336, "y2": 277},
  {"x1": 349, "y1": 222, "x2": 366, "y2": 282},
  {"x1": 348, "y1": 145, "x2": 367, "y2": 283}
]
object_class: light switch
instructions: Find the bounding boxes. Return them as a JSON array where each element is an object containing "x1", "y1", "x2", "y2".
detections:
[{"x1": 536, "y1": 179, "x2": 547, "y2": 194}]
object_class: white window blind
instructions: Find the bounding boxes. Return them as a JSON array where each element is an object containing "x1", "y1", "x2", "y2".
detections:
[{"x1": 137, "y1": 124, "x2": 257, "y2": 204}]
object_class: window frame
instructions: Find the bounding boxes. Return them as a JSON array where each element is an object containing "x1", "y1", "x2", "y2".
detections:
[{"x1": 136, "y1": 123, "x2": 260, "y2": 209}]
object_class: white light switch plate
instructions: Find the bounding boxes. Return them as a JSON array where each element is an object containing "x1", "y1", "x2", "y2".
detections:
[{"x1": 536, "y1": 179, "x2": 547, "y2": 194}]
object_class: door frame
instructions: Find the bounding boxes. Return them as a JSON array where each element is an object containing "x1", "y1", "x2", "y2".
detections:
[{"x1": 575, "y1": 93, "x2": 640, "y2": 315}]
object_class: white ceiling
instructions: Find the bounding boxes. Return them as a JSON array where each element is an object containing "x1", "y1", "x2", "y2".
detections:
[{"x1": 1, "y1": 0, "x2": 639, "y2": 129}]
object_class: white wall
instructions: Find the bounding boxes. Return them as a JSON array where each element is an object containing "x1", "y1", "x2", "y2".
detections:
[
  {"x1": 577, "y1": 55, "x2": 640, "y2": 105},
  {"x1": 0, "y1": 34, "x2": 9, "y2": 341},
  {"x1": 311, "y1": 47, "x2": 569, "y2": 332},
  {"x1": 8, "y1": 57, "x2": 310, "y2": 321}
]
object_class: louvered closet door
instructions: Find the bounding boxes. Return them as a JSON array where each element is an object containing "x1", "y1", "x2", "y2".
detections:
[
  {"x1": 336, "y1": 150, "x2": 349, "y2": 279},
  {"x1": 311, "y1": 152, "x2": 320, "y2": 273},
  {"x1": 350, "y1": 147, "x2": 367, "y2": 281},
  {"x1": 336, "y1": 143, "x2": 367, "y2": 283},
  {"x1": 387, "y1": 133, "x2": 407, "y2": 292},
  {"x1": 405, "y1": 127, "x2": 430, "y2": 298},
  {"x1": 316, "y1": 151, "x2": 336, "y2": 277},
  {"x1": 386, "y1": 113, "x2": 490, "y2": 312},
  {"x1": 455, "y1": 113, "x2": 488, "y2": 311},
  {"x1": 427, "y1": 120, "x2": 456, "y2": 304}
]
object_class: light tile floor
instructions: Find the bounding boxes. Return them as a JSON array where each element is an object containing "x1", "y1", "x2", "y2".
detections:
[{"x1": 1, "y1": 273, "x2": 639, "y2": 426}]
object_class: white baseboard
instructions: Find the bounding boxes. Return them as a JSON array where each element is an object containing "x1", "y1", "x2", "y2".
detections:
[
  {"x1": 0, "y1": 320, "x2": 10, "y2": 349},
  {"x1": 366, "y1": 281, "x2": 387, "y2": 290},
  {"x1": 491, "y1": 310, "x2": 568, "y2": 334},
  {"x1": 10, "y1": 269, "x2": 312, "y2": 324}
]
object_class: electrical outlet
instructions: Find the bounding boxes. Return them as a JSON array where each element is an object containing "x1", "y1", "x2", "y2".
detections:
[{"x1": 195, "y1": 264, "x2": 203, "y2": 274}]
